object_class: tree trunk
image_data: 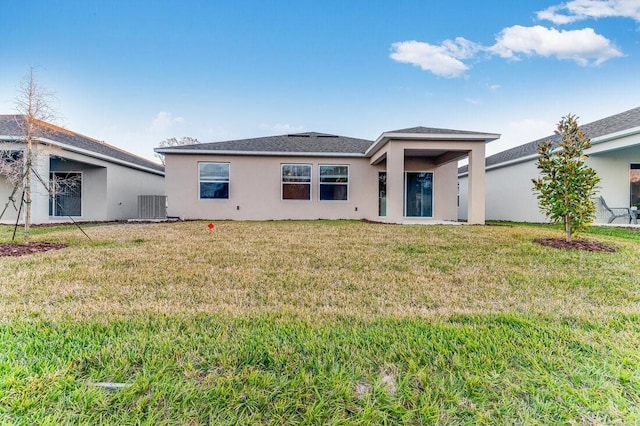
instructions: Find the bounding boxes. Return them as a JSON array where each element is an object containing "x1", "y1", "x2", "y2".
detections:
[
  {"x1": 565, "y1": 214, "x2": 571, "y2": 242},
  {"x1": 24, "y1": 137, "x2": 32, "y2": 244}
]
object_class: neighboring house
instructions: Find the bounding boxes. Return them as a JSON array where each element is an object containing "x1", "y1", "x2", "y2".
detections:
[
  {"x1": 458, "y1": 106, "x2": 640, "y2": 224},
  {"x1": 0, "y1": 115, "x2": 165, "y2": 224},
  {"x1": 156, "y1": 128, "x2": 499, "y2": 224}
]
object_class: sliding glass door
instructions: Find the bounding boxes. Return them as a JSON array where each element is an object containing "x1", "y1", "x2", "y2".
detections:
[{"x1": 405, "y1": 172, "x2": 433, "y2": 217}]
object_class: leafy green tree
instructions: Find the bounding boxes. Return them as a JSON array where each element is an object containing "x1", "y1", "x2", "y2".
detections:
[{"x1": 532, "y1": 114, "x2": 600, "y2": 242}]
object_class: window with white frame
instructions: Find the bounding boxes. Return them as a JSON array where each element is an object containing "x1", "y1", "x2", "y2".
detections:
[
  {"x1": 631, "y1": 164, "x2": 640, "y2": 208},
  {"x1": 49, "y1": 172, "x2": 82, "y2": 216},
  {"x1": 282, "y1": 164, "x2": 311, "y2": 200},
  {"x1": 199, "y1": 162, "x2": 229, "y2": 199},
  {"x1": 319, "y1": 165, "x2": 348, "y2": 201}
]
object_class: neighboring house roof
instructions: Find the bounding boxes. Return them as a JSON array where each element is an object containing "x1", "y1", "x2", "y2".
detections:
[
  {"x1": 459, "y1": 106, "x2": 640, "y2": 175},
  {"x1": 157, "y1": 132, "x2": 374, "y2": 157},
  {"x1": 0, "y1": 115, "x2": 164, "y2": 174}
]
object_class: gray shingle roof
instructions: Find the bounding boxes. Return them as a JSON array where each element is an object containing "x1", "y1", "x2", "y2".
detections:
[
  {"x1": 459, "y1": 106, "x2": 640, "y2": 174},
  {"x1": 0, "y1": 115, "x2": 164, "y2": 173},
  {"x1": 389, "y1": 126, "x2": 495, "y2": 135},
  {"x1": 158, "y1": 131, "x2": 374, "y2": 155}
]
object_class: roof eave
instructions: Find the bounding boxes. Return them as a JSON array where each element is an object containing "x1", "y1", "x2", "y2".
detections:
[
  {"x1": 37, "y1": 137, "x2": 165, "y2": 175},
  {"x1": 590, "y1": 125, "x2": 640, "y2": 145},
  {"x1": 467, "y1": 125, "x2": 640, "y2": 174},
  {"x1": 365, "y1": 132, "x2": 501, "y2": 157}
]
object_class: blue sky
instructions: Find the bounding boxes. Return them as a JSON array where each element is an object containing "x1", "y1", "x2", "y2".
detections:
[{"x1": 1, "y1": 0, "x2": 640, "y2": 161}]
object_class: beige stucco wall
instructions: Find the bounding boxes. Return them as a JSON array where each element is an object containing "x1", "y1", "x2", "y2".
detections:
[
  {"x1": 165, "y1": 154, "x2": 381, "y2": 220},
  {"x1": 165, "y1": 150, "x2": 465, "y2": 223}
]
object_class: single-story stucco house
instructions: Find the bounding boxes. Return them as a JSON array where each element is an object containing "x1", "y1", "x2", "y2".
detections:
[
  {"x1": 458, "y1": 106, "x2": 640, "y2": 224},
  {"x1": 0, "y1": 115, "x2": 165, "y2": 224},
  {"x1": 156, "y1": 127, "x2": 500, "y2": 224}
]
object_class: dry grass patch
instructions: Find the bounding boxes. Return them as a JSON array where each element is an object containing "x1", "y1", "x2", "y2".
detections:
[
  {"x1": 2, "y1": 221, "x2": 640, "y2": 424},
  {"x1": 1, "y1": 220, "x2": 638, "y2": 322}
]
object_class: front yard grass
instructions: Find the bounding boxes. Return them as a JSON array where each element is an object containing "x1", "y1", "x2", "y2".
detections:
[{"x1": 1, "y1": 221, "x2": 639, "y2": 424}]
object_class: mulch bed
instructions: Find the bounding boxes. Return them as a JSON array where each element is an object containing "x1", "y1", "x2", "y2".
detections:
[
  {"x1": 0, "y1": 242, "x2": 67, "y2": 257},
  {"x1": 534, "y1": 238, "x2": 616, "y2": 252}
]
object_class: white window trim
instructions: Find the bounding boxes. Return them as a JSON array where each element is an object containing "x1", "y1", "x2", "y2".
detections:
[
  {"x1": 198, "y1": 162, "x2": 230, "y2": 200},
  {"x1": 319, "y1": 164, "x2": 349, "y2": 202},
  {"x1": 49, "y1": 171, "x2": 83, "y2": 218},
  {"x1": 281, "y1": 163, "x2": 312, "y2": 201},
  {"x1": 403, "y1": 171, "x2": 434, "y2": 218}
]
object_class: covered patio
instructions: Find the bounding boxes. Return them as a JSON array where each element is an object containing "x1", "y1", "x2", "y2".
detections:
[{"x1": 366, "y1": 128, "x2": 500, "y2": 225}]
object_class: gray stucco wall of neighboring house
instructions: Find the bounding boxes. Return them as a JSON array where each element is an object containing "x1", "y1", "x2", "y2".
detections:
[
  {"x1": 459, "y1": 160, "x2": 544, "y2": 223},
  {"x1": 459, "y1": 133, "x2": 640, "y2": 224},
  {"x1": 588, "y1": 146, "x2": 640, "y2": 223},
  {"x1": 105, "y1": 164, "x2": 165, "y2": 220},
  {"x1": 2, "y1": 145, "x2": 164, "y2": 224},
  {"x1": 0, "y1": 142, "x2": 23, "y2": 223}
]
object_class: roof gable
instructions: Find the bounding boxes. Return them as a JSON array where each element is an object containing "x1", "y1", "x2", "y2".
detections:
[{"x1": 0, "y1": 115, "x2": 164, "y2": 173}]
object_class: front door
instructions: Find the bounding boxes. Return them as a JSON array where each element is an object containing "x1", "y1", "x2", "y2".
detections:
[{"x1": 405, "y1": 172, "x2": 433, "y2": 217}]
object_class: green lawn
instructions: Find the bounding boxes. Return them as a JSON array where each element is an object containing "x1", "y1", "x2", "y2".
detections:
[{"x1": 1, "y1": 221, "x2": 639, "y2": 424}]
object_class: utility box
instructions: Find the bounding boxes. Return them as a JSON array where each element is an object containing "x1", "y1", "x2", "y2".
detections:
[{"x1": 137, "y1": 195, "x2": 167, "y2": 219}]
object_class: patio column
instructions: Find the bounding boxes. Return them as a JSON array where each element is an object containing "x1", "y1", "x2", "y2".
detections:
[
  {"x1": 467, "y1": 145, "x2": 486, "y2": 225},
  {"x1": 386, "y1": 144, "x2": 404, "y2": 224}
]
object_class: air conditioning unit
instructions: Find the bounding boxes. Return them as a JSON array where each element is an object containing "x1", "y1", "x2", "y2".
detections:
[{"x1": 137, "y1": 195, "x2": 167, "y2": 219}]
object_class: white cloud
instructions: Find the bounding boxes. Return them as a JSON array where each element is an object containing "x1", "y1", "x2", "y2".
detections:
[
  {"x1": 258, "y1": 123, "x2": 304, "y2": 134},
  {"x1": 537, "y1": 0, "x2": 640, "y2": 25},
  {"x1": 389, "y1": 38, "x2": 480, "y2": 78},
  {"x1": 489, "y1": 25, "x2": 623, "y2": 65},
  {"x1": 391, "y1": 2, "x2": 630, "y2": 77},
  {"x1": 150, "y1": 111, "x2": 185, "y2": 132},
  {"x1": 465, "y1": 98, "x2": 483, "y2": 105},
  {"x1": 487, "y1": 83, "x2": 501, "y2": 91}
]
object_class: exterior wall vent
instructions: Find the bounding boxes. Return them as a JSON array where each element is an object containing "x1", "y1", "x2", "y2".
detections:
[{"x1": 138, "y1": 195, "x2": 167, "y2": 219}]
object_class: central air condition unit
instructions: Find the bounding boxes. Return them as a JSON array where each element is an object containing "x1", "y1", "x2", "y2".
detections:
[{"x1": 137, "y1": 195, "x2": 167, "y2": 219}]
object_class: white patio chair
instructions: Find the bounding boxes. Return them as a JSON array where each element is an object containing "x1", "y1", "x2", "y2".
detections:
[{"x1": 599, "y1": 196, "x2": 633, "y2": 224}]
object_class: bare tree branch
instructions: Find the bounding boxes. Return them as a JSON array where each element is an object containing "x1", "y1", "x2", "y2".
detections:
[
  {"x1": 155, "y1": 136, "x2": 200, "y2": 166},
  {"x1": 0, "y1": 68, "x2": 59, "y2": 242}
]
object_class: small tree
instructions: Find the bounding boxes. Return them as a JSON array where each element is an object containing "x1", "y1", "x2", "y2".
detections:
[
  {"x1": 155, "y1": 136, "x2": 200, "y2": 166},
  {"x1": 13, "y1": 69, "x2": 57, "y2": 242},
  {"x1": 532, "y1": 114, "x2": 600, "y2": 242},
  {"x1": 0, "y1": 69, "x2": 80, "y2": 242}
]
